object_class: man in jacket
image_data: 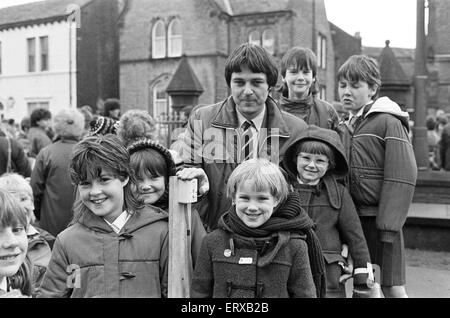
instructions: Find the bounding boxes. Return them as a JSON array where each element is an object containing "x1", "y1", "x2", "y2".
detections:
[{"x1": 178, "y1": 43, "x2": 307, "y2": 232}]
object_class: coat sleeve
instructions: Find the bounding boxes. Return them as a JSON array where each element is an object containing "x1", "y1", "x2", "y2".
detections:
[
  {"x1": 159, "y1": 227, "x2": 169, "y2": 298},
  {"x1": 338, "y1": 186, "x2": 372, "y2": 285},
  {"x1": 11, "y1": 138, "x2": 31, "y2": 178},
  {"x1": 190, "y1": 208, "x2": 207, "y2": 270},
  {"x1": 288, "y1": 239, "x2": 317, "y2": 298},
  {"x1": 178, "y1": 109, "x2": 204, "y2": 168},
  {"x1": 377, "y1": 120, "x2": 417, "y2": 243},
  {"x1": 36, "y1": 236, "x2": 72, "y2": 298},
  {"x1": 191, "y1": 235, "x2": 214, "y2": 298},
  {"x1": 30, "y1": 150, "x2": 47, "y2": 221}
]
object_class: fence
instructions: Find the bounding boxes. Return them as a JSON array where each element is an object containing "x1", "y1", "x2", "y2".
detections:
[{"x1": 155, "y1": 112, "x2": 187, "y2": 148}]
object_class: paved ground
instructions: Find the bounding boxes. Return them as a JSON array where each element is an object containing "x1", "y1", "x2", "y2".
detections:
[{"x1": 345, "y1": 248, "x2": 450, "y2": 298}]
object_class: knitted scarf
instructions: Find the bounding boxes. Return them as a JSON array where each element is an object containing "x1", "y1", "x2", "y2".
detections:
[
  {"x1": 279, "y1": 95, "x2": 314, "y2": 123},
  {"x1": 219, "y1": 191, "x2": 326, "y2": 298}
]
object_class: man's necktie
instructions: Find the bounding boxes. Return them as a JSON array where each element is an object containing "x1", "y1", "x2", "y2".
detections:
[{"x1": 241, "y1": 120, "x2": 255, "y2": 162}]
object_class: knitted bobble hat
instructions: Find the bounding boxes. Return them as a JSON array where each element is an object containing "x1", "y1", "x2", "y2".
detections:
[
  {"x1": 89, "y1": 116, "x2": 118, "y2": 136},
  {"x1": 127, "y1": 138, "x2": 177, "y2": 210}
]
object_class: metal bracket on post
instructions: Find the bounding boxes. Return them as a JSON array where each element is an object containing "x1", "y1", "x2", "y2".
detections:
[{"x1": 168, "y1": 177, "x2": 197, "y2": 298}]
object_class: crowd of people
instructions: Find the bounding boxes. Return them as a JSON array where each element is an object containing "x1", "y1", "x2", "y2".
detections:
[{"x1": 0, "y1": 42, "x2": 422, "y2": 298}]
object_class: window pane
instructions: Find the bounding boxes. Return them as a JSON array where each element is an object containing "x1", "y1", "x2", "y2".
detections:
[
  {"x1": 0, "y1": 41, "x2": 2, "y2": 74},
  {"x1": 40, "y1": 36, "x2": 49, "y2": 71},
  {"x1": 27, "y1": 38, "x2": 36, "y2": 72},
  {"x1": 249, "y1": 31, "x2": 261, "y2": 46},
  {"x1": 152, "y1": 21, "x2": 166, "y2": 58},
  {"x1": 153, "y1": 83, "x2": 167, "y2": 117},
  {"x1": 168, "y1": 19, "x2": 182, "y2": 57},
  {"x1": 321, "y1": 37, "x2": 327, "y2": 69},
  {"x1": 262, "y1": 30, "x2": 274, "y2": 54}
]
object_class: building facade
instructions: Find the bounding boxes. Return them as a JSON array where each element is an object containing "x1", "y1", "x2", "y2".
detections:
[
  {"x1": 119, "y1": 0, "x2": 336, "y2": 117},
  {"x1": 0, "y1": 0, "x2": 119, "y2": 121}
]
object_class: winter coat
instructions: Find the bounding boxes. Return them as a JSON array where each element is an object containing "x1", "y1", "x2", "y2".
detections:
[
  {"x1": 191, "y1": 208, "x2": 317, "y2": 298},
  {"x1": 281, "y1": 125, "x2": 372, "y2": 291},
  {"x1": 336, "y1": 97, "x2": 417, "y2": 243},
  {"x1": 28, "y1": 127, "x2": 52, "y2": 158},
  {"x1": 37, "y1": 206, "x2": 169, "y2": 298},
  {"x1": 0, "y1": 136, "x2": 31, "y2": 177},
  {"x1": 279, "y1": 95, "x2": 339, "y2": 131},
  {"x1": 27, "y1": 225, "x2": 54, "y2": 297},
  {"x1": 30, "y1": 138, "x2": 78, "y2": 237},
  {"x1": 440, "y1": 122, "x2": 450, "y2": 171},
  {"x1": 179, "y1": 95, "x2": 307, "y2": 231}
]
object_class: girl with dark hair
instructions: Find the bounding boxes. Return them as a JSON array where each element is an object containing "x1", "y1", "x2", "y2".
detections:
[
  {"x1": 37, "y1": 134, "x2": 169, "y2": 298},
  {"x1": 279, "y1": 47, "x2": 339, "y2": 131},
  {"x1": 0, "y1": 189, "x2": 32, "y2": 297}
]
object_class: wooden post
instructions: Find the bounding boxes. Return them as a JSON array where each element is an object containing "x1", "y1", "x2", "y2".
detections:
[{"x1": 168, "y1": 176, "x2": 197, "y2": 298}]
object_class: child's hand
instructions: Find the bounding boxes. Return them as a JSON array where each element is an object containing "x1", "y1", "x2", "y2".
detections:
[
  {"x1": 338, "y1": 244, "x2": 353, "y2": 283},
  {"x1": 176, "y1": 168, "x2": 209, "y2": 195}
]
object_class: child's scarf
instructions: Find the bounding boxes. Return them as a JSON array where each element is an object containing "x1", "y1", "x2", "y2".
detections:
[{"x1": 220, "y1": 191, "x2": 326, "y2": 298}]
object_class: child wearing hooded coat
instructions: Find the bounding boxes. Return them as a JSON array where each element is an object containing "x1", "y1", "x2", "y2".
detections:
[
  {"x1": 37, "y1": 135, "x2": 169, "y2": 298},
  {"x1": 191, "y1": 159, "x2": 325, "y2": 298},
  {"x1": 281, "y1": 125, "x2": 380, "y2": 298}
]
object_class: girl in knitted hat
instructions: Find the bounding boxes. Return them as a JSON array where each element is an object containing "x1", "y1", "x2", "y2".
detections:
[
  {"x1": 37, "y1": 134, "x2": 169, "y2": 298},
  {"x1": 281, "y1": 125, "x2": 380, "y2": 298},
  {"x1": 191, "y1": 158, "x2": 325, "y2": 298},
  {"x1": 0, "y1": 189, "x2": 32, "y2": 298},
  {"x1": 126, "y1": 138, "x2": 207, "y2": 270}
]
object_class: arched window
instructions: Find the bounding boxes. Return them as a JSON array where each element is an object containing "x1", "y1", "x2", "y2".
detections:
[
  {"x1": 248, "y1": 30, "x2": 261, "y2": 46},
  {"x1": 168, "y1": 19, "x2": 182, "y2": 57},
  {"x1": 152, "y1": 20, "x2": 166, "y2": 58},
  {"x1": 153, "y1": 82, "x2": 168, "y2": 118},
  {"x1": 262, "y1": 30, "x2": 275, "y2": 54}
]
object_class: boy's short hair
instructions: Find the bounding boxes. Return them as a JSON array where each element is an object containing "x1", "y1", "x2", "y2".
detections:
[
  {"x1": 0, "y1": 188, "x2": 28, "y2": 230},
  {"x1": 293, "y1": 141, "x2": 336, "y2": 171},
  {"x1": 337, "y1": 55, "x2": 382, "y2": 99},
  {"x1": 226, "y1": 158, "x2": 289, "y2": 204},
  {"x1": 225, "y1": 43, "x2": 278, "y2": 88},
  {"x1": 30, "y1": 108, "x2": 52, "y2": 127},
  {"x1": 0, "y1": 173, "x2": 33, "y2": 198}
]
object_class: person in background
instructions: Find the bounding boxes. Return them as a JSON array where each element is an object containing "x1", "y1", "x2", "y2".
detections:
[
  {"x1": 28, "y1": 108, "x2": 52, "y2": 158},
  {"x1": 30, "y1": 108, "x2": 85, "y2": 237},
  {"x1": 103, "y1": 98, "x2": 121, "y2": 121}
]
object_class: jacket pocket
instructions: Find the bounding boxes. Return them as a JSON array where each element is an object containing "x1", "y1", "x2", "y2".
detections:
[{"x1": 322, "y1": 251, "x2": 346, "y2": 265}]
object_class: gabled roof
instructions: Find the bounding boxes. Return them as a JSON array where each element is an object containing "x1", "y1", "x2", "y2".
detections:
[
  {"x1": 214, "y1": 0, "x2": 290, "y2": 16},
  {"x1": 377, "y1": 40, "x2": 410, "y2": 85},
  {"x1": 166, "y1": 55, "x2": 204, "y2": 95},
  {"x1": 0, "y1": 0, "x2": 92, "y2": 30},
  {"x1": 363, "y1": 44, "x2": 415, "y2": 80}
]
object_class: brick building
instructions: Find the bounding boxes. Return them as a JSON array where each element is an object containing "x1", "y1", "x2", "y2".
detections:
[{"x1": 119, "y1": 0, "x2": 337, "y2": 117}]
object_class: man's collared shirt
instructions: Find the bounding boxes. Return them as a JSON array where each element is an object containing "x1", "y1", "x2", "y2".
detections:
[
  {"x1": 236, "y1": 107, "x2": 266, "y2": 159},
  {"x1": 103, "y1": 211, "x2": 131, "y2": 234}
]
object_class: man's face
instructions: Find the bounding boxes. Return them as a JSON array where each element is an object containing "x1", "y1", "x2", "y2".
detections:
[{"x1": 230, "y1": 65, "x2": 269, "y2": 120}]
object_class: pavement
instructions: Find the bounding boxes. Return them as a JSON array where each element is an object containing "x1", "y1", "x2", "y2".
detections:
[{"x1": 345, "y1": 248, "x2": 450, "y2": 298}]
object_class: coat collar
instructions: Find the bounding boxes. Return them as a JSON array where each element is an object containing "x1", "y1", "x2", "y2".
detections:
[
  {"x1": 77, "y1": 206, "x2": 168, "y2": 234},
  {"x1": 211, "y1": 96, "x2": 292, "y2": 137}
]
